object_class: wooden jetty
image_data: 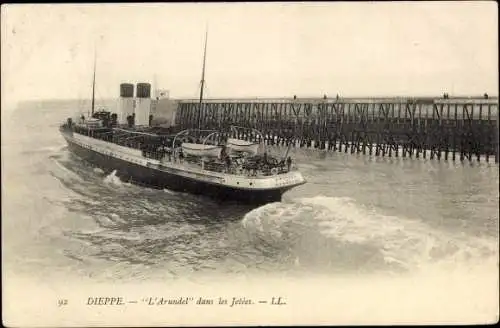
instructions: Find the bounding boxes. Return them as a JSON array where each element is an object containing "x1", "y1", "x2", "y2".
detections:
[{"x1": 171, "y1": 96, "x2": 499, "y2": 163}]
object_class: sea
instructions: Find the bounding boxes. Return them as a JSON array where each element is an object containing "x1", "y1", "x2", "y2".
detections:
[{"x1": 2, "y1": 100, "x2": 499, "y2": 325}]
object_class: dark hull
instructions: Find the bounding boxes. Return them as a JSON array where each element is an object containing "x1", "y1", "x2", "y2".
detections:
[{"x1": 64, "y1": 137, "x2": 292, "y2": 205}]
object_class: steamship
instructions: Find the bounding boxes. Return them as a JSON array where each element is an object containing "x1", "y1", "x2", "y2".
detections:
[{"x1": 58, "y1": 36, "x2": 306, "y2": 205}]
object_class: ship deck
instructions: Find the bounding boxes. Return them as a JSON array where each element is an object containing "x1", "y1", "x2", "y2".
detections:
[
  {"x1": 60, "y1": 126, "x2": 305, "y2": 191},
  {"x1": 66, "y1": 124, "x2": 294, "y2": 178}
]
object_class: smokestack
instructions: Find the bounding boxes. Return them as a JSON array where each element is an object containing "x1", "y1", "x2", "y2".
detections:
[
  {"x1": 117, "y1": 83, "x2": 134, "y2": 125},
  {"x1": 135, "y1": 82, "x2": 152, "y2": 126}
]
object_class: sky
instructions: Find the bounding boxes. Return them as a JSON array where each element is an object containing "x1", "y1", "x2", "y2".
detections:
[{"x1": 1, "y1": 2, "x2": 498, "y2": 109}]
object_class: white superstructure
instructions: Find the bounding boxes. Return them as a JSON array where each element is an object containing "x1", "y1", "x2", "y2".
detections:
[
  {"x1": 118, "y1": 97, "x2": 134, "y2": 124},
  {"x1": 134, "y1": 97, "x2": 152, "y2": 126}
]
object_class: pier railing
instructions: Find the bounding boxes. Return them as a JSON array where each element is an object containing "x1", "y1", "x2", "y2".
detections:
[{"x1": 174, "y1": 97, "x2": 499, "y2": 163}]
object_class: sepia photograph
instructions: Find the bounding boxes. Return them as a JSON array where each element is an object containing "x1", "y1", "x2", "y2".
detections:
[{"x1": 2, "y1": 2, "x2": 498, "y2": 326}]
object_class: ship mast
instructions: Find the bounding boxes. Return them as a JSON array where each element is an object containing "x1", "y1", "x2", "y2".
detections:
[
  {"x1": 91, "y1": 50, "x2": 96, "y2": 116},
  {"x1": 198, "y1": 26, "x2": 208, "y2": 129}
]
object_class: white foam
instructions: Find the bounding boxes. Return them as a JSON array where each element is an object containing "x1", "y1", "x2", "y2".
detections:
[
  {"x1": 242, "y1": 195, "x2": 498, "y2": 272},
  {"x1": 93, "y1": 167, "x2": 105, "y2": 174},
  {"x1": 103, "y1": 170, "x2": 124, "y2": 186},
  {"x1": 163, "y1": 188, "x2": 177, "y2": 195},
  {"x1": 303, "y1": 195, "x2": 497, "y2": 268},
  {"x1": 242, "y1": 202, "x2": 296, "y2": 233}
]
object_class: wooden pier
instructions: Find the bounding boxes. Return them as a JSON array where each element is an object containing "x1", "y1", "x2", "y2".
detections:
[{"x1": 173, "y1": 97, "x2": 499, "y2": 163}]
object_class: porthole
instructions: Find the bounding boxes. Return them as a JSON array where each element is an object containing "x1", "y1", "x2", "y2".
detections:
[{"x1": 249, "y1": 182, "x2": 253, "y2": 186}]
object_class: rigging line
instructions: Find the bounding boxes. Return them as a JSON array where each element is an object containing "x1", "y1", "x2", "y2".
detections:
[
  {"x1": 91, "y1": 47, "x2": 96, "y2": 115},
  {"x1": 198, "y1": 25, "x2": 208, "y2": 130}
]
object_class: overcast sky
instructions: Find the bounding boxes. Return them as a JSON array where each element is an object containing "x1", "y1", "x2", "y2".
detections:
[{"x1": 1, "y1": 2, "x2": 498, "y2": 109}]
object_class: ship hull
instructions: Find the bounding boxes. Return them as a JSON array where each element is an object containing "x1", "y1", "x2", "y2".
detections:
[{"x1": 64, "y1": 136, "x2": 292, "y2": 205}]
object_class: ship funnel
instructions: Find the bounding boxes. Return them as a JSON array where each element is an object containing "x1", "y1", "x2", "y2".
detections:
[
  {"x1": 135, "y1": 82, "x2": 152, "y2": 126},
  {"x1": 117, "y1": 83, "x2": 134, "y2": 125}
]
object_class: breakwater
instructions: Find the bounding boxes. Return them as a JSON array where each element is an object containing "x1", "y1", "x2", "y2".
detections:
[{"x1": 174, "y1": 97, "x2": 499, "y2": 163}]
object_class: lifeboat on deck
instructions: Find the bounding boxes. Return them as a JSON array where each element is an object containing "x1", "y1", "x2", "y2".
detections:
[
  {"x1": 181, "y1": 143, "x2": 222, "y2": 158},
  {"x1": 226, "y1": 138, "x2": 259, "y2": 155}
]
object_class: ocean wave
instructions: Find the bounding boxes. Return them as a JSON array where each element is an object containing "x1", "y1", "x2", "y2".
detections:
[
  {"x1": 50, "y1": 157, "x2": 85, "y2": 182},
  {"x1": 241, "y1": 195, "x2": 498, "y2": 272},
  {"x1": 90, "y1": 212, "x2": 129, "y2": 229}
]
